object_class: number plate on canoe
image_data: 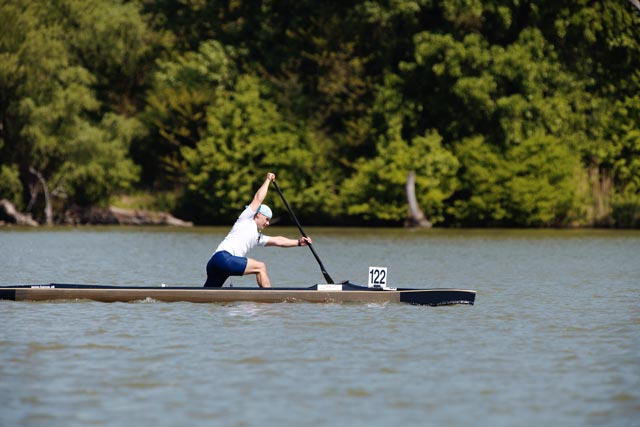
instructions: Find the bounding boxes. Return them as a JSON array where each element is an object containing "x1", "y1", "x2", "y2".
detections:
[{"x1": 368, "y1": 266, "x2": 388, "y2": 288}]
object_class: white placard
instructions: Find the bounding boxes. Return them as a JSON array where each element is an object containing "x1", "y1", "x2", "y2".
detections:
[
  {"x1": 368, "y1": 266, "x2": 388, "y2": 288},
  {"x1": 317, "y1": 284, "x2": 343, "y2": 291}
]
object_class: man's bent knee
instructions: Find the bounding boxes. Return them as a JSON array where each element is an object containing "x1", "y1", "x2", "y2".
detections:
[
  {"x1": 244, "y1": 258, "x2": 266, "y2": 274},
  {"x1": 244, "y1": 258, "x2": 271, "y2": 287}
]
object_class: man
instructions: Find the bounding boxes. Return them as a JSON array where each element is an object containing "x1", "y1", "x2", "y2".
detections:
[{"x1": 204, "y1": 172, "x2": 311, "y2": 288}]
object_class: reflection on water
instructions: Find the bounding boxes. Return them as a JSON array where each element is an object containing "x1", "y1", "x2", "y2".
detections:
[{"x1": 1, "y1": 227, "x2": 639, "y2": 427}]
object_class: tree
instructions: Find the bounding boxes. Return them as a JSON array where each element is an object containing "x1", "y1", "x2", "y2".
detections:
[
  {"x1": 342, "y1": 129, "x2": 459, "y2": 224},
  {"x1": 179, "y1": 74, "x2": 338, "y2": 224},
  {"x1": 451, "y1": 133, "x2": 582, "y2": 226},
  {"x1": 341, "y1": 72, "x2": 459, "y2": 224},
  {"x1": 0, "y1": 0, "x2": 149, "y2": 221},
  {"x1": 135, "y1": 40, "x2": 237, "y2": 189}
]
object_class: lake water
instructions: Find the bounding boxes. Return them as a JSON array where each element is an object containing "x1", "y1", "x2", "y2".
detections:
[{"x1": 1, "y1": 227, "x2": 639, "y2": 427}]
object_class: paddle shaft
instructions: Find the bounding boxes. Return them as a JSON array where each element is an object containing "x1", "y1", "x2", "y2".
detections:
[{"x1": 271, "y1": 180, "x2": 335, "y2": 284}]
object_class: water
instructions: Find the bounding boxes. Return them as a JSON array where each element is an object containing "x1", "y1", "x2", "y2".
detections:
[{"x1": 1, "y1": 227, "x2": 639, "y2": 427}]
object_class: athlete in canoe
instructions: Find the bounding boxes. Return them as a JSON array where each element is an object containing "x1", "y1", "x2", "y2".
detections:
[{"x1": 204, "y1": 172, "x2": 312, "y2": 288}]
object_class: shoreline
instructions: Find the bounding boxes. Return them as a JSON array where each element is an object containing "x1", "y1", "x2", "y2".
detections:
[{"x1": 0, "y1": 200, "x2": 192, "y2": 227}]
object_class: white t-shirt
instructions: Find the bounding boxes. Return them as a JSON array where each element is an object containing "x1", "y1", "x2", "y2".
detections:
[{"x1": 214, "y1": 206, "x2": 271, "y2": 257}]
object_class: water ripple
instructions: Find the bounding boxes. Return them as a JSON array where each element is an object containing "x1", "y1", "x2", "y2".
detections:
[{"x1": 1, "y1": 228, "x2": 639, "y2": 427}]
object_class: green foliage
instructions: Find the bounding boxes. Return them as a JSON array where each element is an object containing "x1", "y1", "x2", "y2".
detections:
[
  {"x1": 180, "y1": 75, "x2": 338, "y2": 223},
  {"x1": 505, "y1": 134, "x2": 580, "y2": 226},
  {"x1": 609, "y1": 112, "x2": 640, "y2": 228},
  {"x1": 59, "y1": 0, "x2": 166, "y2": 111},
  {"x1": 451, "y1": 132, "x2": 582, "y2": 226},
  {"x1": 135, "y1": 40, "x2": 237, "y2": 188},
  {"x1": 0, "y1": 164, "x2": 23, "y2": 208},
  {"x1": 403, "y1": 23, "x2": 613, "y2": 226},
  {"x1": 1, "y1": 0, "x2": 638, "y2": 226},
  {"x1": 343, "y1": 130, "x2": 459, "y2": 224},
  {"x1": 60, "y1": 114, "x2": 143, "y2": 206},
  {"x1": 450, "y1": 136, "x2": 509, "y2": 224},
  {"x1": 0, "y1": 0, "x2": 149, "y2": 218},
  {"x1": 612, "y1": 192, "x2": 640, "y2": 228},
  {"x1": 341, "y1": 72, "x2": 459, "y2": 224}
]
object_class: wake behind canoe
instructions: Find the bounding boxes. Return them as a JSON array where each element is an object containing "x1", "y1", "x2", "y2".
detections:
[{"x1": 0, "y1": 283, "x2": 476, "y2": 306}]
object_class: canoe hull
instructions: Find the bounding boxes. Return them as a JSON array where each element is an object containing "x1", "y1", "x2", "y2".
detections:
[{"x1": 0, "y1": 283, "x2": 476, "y2": 306}]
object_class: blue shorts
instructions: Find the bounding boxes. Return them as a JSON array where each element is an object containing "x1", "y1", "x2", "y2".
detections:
[{"x1": 204, "y1": 251, "x2": 248, "y2": 287}]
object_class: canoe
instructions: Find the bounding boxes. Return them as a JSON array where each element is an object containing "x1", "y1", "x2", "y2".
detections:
[{"x1": 0, "y1": 282, "x2": 476, "y2": 306}]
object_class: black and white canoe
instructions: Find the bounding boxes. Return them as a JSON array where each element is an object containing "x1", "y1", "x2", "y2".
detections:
[{"x1": 0, "y1": 282, "x2": 476, "y2": 306}]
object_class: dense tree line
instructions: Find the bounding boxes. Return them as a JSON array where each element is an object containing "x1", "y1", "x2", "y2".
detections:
[{"x1": 1, "y1": 0, "x2": 638, "y2": 227}]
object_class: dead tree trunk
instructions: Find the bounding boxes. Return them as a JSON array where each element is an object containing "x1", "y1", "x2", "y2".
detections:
[
  {"x1": 0, "y1": 199, "x2": 39, "y2": 226},
  {"x1": 405, "y1": 171, "x2": 432, "y2": 228},
  {"x1": 29, "y1": 167, "x2": 53, "y2": 226}
]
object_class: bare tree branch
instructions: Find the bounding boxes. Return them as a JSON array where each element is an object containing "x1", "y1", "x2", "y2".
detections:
[
  {"x1": 405, "y1": 171, "x2": 432, "y2": 228},
  {"x1": 29, "y1": 167, "x2": 53, "y2": 226}
]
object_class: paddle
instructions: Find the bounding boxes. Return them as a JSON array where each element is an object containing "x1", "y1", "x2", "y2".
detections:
[{"x1": 271, "y1": 180, "x2": 335, "y2": 284}]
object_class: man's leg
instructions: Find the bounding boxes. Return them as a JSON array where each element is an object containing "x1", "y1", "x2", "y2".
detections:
[
  {"x1": 205, "y1": 254, "x2": 230, "y2": 287},
  {"x1": 204, "y1": 273, "x2": 228, "y2": 287},
  {"x1": 205, "y1": 251, "x2": 244, "y2": 287},
  {"x1": 244, "y1": 258, "x2": 271, "y2": 288}
]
